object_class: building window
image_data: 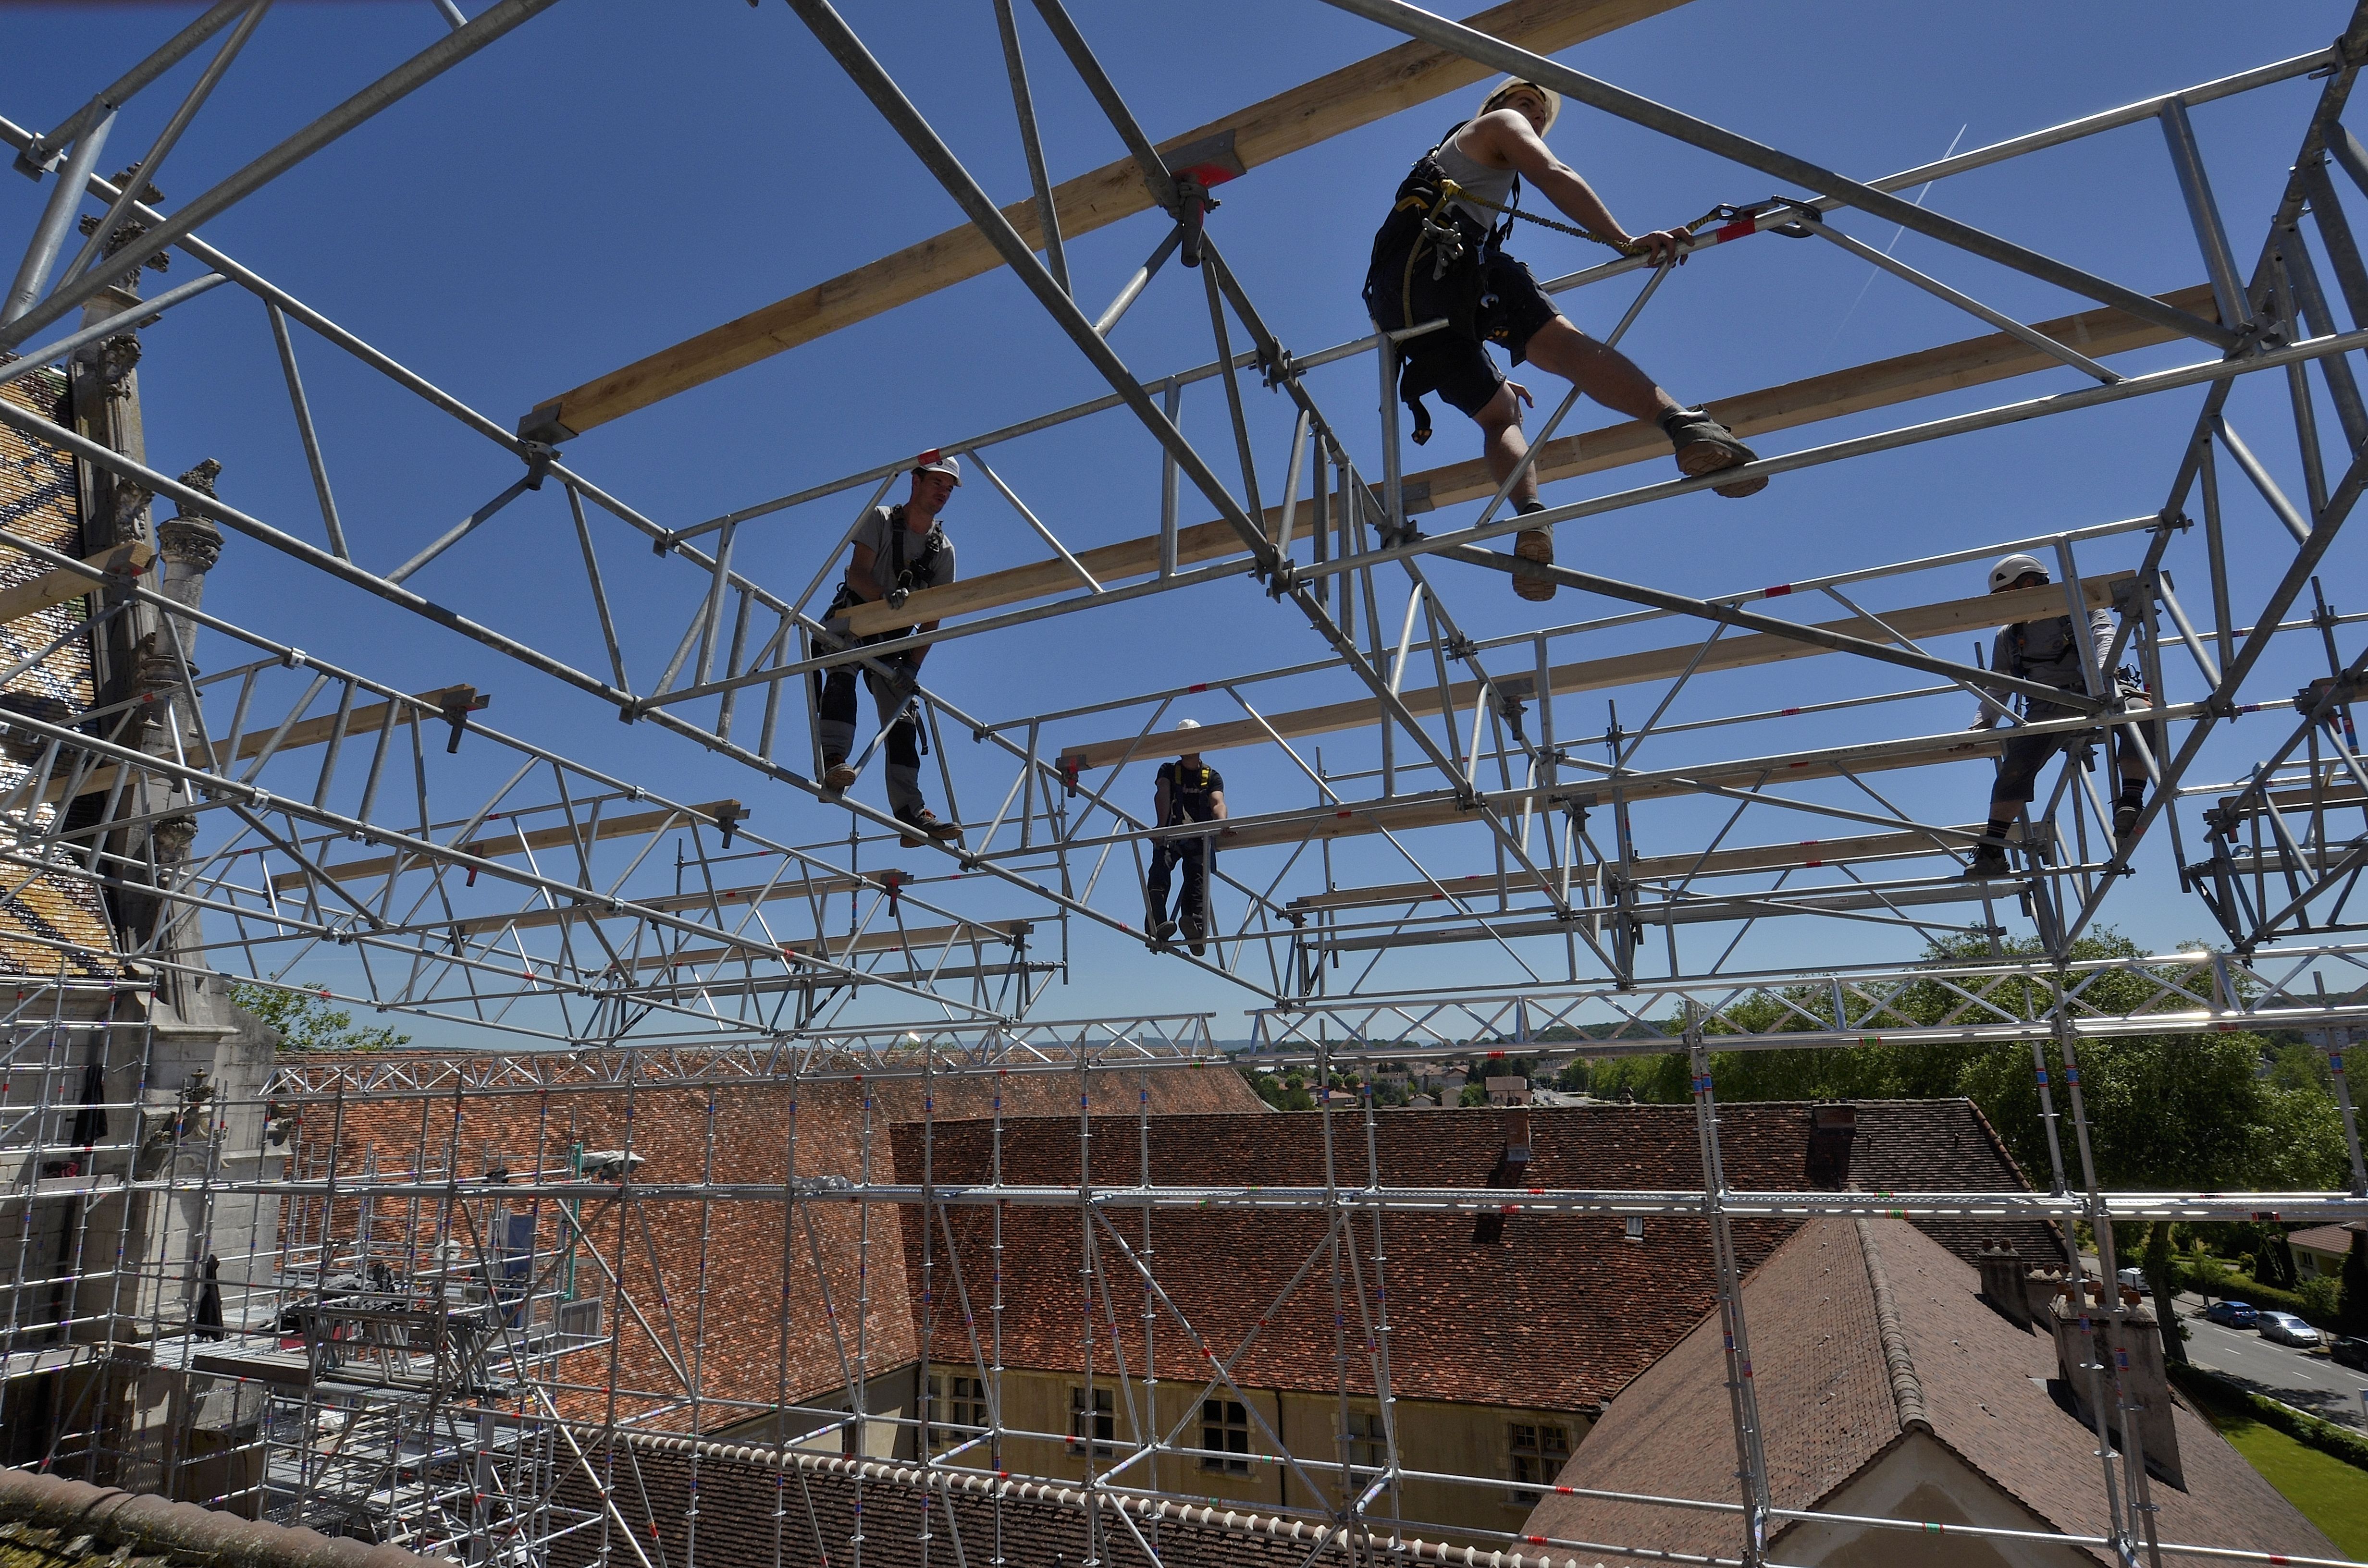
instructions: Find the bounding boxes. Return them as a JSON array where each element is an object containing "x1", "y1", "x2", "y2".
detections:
[
  {"x1": 1200, "y1": 1398, "x2": 1250, "y2": 1472},
  {"x1": 929, "y1": 1374, "x2": 989, "y2": 1446},
  {"x1": 1624, "y1": 1216, "x2": 1644, "y2": 1242},
  {"x1": 1345, "y1": 1410, "x2": 1388, "y2": 1472},
  {"x1": 1508, "y1": 1422, "x2": 1570, "y2": 1502},
  {"x1": 1068, "y1": 1386, "x2": 1115, "y2": 1457}
]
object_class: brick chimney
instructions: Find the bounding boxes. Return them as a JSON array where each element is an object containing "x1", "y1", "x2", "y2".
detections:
[
  {"x1": 1804, "y1": 1103, "x2": 1855, "y2": 1188},
  {"x1": 2047, "y1": 1277, "x2": 2182, "y2": 1488}
]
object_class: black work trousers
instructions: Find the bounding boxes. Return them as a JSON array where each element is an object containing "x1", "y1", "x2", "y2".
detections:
[{"x1": 1148, "y1": 836, "x2": 1212, "y2": 931}]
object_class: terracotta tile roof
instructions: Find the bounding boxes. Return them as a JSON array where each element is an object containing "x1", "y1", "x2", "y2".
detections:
[
  {"x1": 2286, "y1": 1220, "x2": 2365, "y2": 1254},
  {"x1": 0, "y1": 1464, "x2": 437, "y2": 1568},
  {"x1": 1525, "y1": 1217, "x2": 2338, "y2": 1565},
  {"x1": 893, "y1": 1101, "x2": 2056, "y2": 1414},
  {"x1": 553, "y1": 1432, "x2": 1615, "y2": 1568},
  {"x1": 283, "y1": 1055, "x2": 1262, "y2": 1426}
]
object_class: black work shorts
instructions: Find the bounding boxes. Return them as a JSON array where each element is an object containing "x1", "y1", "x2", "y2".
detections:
[{"x1": 1367, "y1": 243, "x2": 1563, "y2": 418}]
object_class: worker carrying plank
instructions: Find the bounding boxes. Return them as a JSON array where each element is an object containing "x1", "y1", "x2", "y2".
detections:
[
  {"x1": 1146, "y1": 720, "x2": 1228, "y2": 956},
  {"x1": 817, "y1": 451, "x2": 962, "y2": 847},
  {"x1": 1963, "y1": 553, "x2": 2155, "y2": 879},
  {"x1": 1365, "y1": 78, "x2": 1762, "y2": 602}
]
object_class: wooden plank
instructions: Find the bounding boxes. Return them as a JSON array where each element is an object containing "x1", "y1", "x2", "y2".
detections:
[
  {"x1": 2214, "y1": 779, "x2": 2368, "y2": 819},
  {"x1": 271, "y1": 801, "x2": 744, "y2": 893},
  {"x1": 212, "y1": 684, "x2": 483, "y2": 768},
  {"x1": 1286, "y1": 822, "x2": 2047, "y2": 908},
  {"x1": 1057, "y1": 573, "x2": 2131, "y2": 770},
  {"x1": 0, "y1": 540, "x2": 152, "y2": 625},
  {"x1": 846, "y1": 285, "x2": 2214, "y2": 638},
  {"x1": 440, "y1": 867, "x2": 909, "y2": 939},
  {"x1": 528, "y1": 0, "x2": 1690, "y2": 438},
  {"x1": 1207, "y1": 734, "x2": 2013, "y2": 851},
  {"x1": 621, "y1": 919, "x2": 1036, "y2": 970}
]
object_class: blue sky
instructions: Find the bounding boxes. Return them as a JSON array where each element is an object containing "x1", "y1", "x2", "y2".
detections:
[{"x1": 2, "y1": 0, "x2": 2360, "y2": 1045}]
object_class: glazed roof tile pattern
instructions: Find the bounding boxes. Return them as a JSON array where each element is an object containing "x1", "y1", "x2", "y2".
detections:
[
  {"x1": 893, "y1": 1102, "x2": 2056, "y2": 1413},
  {"x1": 0, "y1": 373, "x2": 114, "y2": 980},
  {"x1": 1525, "y1": 1217, "x2": 2337, "y2": 1565}
]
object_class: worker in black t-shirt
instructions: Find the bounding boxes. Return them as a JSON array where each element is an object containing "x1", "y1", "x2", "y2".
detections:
[{"x1": 1147, "y1": 720, "x2": 1228, "y2": 956}]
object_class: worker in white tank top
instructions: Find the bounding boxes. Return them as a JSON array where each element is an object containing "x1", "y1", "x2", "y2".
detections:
[{"x1": 1365, "y1": 79, "x2": 1763, "y2": 604}]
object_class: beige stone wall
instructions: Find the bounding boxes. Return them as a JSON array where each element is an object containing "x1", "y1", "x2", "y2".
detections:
[
  {"x1": 920, "y1": 1361, "x2": 1591, "y2": 1542},
  {"x1": 1769, "y1": 1431, "x2": 2088, "y2": 1568}
]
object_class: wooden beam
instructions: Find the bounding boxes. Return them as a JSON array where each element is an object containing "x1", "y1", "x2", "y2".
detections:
[
  {"x1": 1287, "y1": 822, "x2": 2049, "y2": 909},
  {"x1": 0, "y1": 540, "x2": 152, "y2": 625},
  {"x1": 212, "y1": 685, "x2": 483, "y2": 769},
  {"x1": 845, "y1": 284, "x2": 2213, "y2": 639},
  {"x1": 271, "y1": 801, "x2": 744, "y2": 892},
  {"x1": 525, "y1": 0, "x2": 1689, "y2": 438},
  {"x1": 439, "y1": 867, "x2": 909, "y2": 939},
  {"x1": 617, "y1": 919, "x2": 1036, "y2": 971},
  {"x1": 1204, "y1": 733, "x2": 2014, "y2": 851},
  {"x1": 2213, "y1": 779, "x2": 2367, "y2": 819},
  {"x1": 1057, "y1": 573, "x2": 2131, "y2": 770}
]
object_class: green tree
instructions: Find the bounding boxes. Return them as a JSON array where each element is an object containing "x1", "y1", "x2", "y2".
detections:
[
  {"x1": 1457, "y1": 1083, "x2": 1489, "y2": 1108},
  {"x1": 2141, "y1": 1224, "x2": 2185, "y2": 1363},
  {"x1": 228, "y1": 982, "x2": 410, "y2": 1052},
  {"x1": 1554, "y1": 1057, "x2": 1589, "y2": 1094},
  {"x1": 2185, "y1": 1243, "x2": 2227, "y2": 1306},
  {"x1": 2340, "y1": 1230, "x2": 2368, "y2": 1339}
]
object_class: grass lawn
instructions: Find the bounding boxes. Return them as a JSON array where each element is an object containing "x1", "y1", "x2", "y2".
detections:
[{"x1": 2194, "y1": 1398, "x2": 2368, "y2": 1556}]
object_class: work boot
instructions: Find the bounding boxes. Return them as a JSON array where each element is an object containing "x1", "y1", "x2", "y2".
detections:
[
  {"x1": 1144, "y1": 909, "x2": 1178, "y2": 944},
  {"x1": 1183, "y1": 912, "x2": 1208, "y2": 957},
  {"x1": 1963, "y1": 841, "x2": 2010, "y2": 881},
  {"x1": 1512, "y1": 508, "x2": 1556, "y2": 603},
  {"x1": 2113, "y1": 792, "x2": 2144, "y2": 842},
  {"x1": 1659, "y1": 410, "x2": 1765, "y2": 498},
  {"x1": 895, "y1": 805, "x2": 960, "y2": 849},
  {"x1": 821, "y1": 756, "x2": 858, "y2": 793}
]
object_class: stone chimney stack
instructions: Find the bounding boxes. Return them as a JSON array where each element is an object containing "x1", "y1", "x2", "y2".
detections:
[
  {"x1": 1805, "y1": 1102, "x2": 1856, "y2": 1188},
  {"x1": 1977, "y1": 1242, "x2": 2030, "y2": 1328},
  {"x1": 2047, "y1": 1277, "x2": 2182, "y2": 1488}
]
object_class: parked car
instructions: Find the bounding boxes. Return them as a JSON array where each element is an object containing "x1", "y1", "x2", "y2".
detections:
[
  {"x1": 2116, "y1": 1267, "x2": 2152, "y2": 1298},
  {"x1": 2257, "y1": 1311, "x2": 2323, "y2": 1348},
  {"x1": 2201, "y1": 1300, "x2": 2259, "y2": 1328},
  {"x1": 2330, "y1": 1335, "x2": 2368, "y2": 1371}
]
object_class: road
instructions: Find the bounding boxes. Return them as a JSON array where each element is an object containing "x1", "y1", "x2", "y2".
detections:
[{"x1": 2173, "y1": 1292, "x2": 2368, "y2": 1429}]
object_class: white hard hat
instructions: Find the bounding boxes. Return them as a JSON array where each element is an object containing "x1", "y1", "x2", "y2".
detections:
[
  {"x1": 913, "y1": 449, "x2": 962, "y2": 485},
  {"x1": 1176, "y1": 719, "x2": 1201, "y2": 731},
  {"x1": 1479, "y1": 77, "x2": 1561, "y2": 135},
  {"x1": 1989, "y1": 553, "x2": 2048, "y2": 592}
]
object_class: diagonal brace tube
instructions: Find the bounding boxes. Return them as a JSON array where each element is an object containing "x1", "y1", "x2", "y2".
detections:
[{"x1": 1312, "y1": 0, "x2": 2237, "y2": 350}]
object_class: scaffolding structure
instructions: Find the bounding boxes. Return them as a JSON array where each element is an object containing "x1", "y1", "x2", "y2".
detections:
[{"x1": 0, "y1": 0, "x2": 2366, "y2": 1565}]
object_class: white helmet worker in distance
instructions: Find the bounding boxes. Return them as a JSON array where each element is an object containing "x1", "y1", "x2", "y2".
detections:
[
  {"x1": 1147, "y1": 720, "x2": 1228, "y2": 955},
  {"x1": 1962, "y1": 552, "x2": 2155, "y2": 879},
  {"x1": 1988, "y1": 553, "x2": 2048, "y2": 593}
]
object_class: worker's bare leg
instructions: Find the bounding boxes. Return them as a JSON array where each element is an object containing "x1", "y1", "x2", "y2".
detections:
[{"x1": 1518, "y1": 316, "x2": 1681, "y2": 426}]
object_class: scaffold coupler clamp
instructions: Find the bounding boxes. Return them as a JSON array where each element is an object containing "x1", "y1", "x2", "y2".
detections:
[
  {"x1": 1059, "y1": 755, "x2": 1081, "y2": 799},
  {"x1": 519, "y1": 440, "x2": 558, "y2": 490},
  {"x1": 1175, "y1": 176, "x2": 1214, "y2": 268},
  {"x1": 440, "y1": 686, "x2": 490, "y2": 753},
  {"x1": 712, "y1": 802, "x2": 748, "y2": 849}
]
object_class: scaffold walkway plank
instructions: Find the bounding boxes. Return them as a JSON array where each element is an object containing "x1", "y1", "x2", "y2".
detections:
[
  {"x1": 848, "y1": 288, "x2": 2207, "y2": 638},
  {"x1": 1287, "y1": 822, "x2": 2047, "y2": 909},
  {"x1": 1061, "y1": 575, "x2": 2130, "y2": 770}
]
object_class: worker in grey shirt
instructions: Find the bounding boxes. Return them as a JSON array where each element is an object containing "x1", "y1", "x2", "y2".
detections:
[
  {"x1": 817, "y1": 451, "x2": 961, "y2": 846},
  {"x1": 1964, "y1": 553, "x2": 2154, "y2": 879}
]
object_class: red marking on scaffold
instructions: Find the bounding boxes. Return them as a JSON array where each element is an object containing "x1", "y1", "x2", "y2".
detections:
[
  {"x1": 1714, "y1": 220, "x2": 1756, "y2": 244},
  {"x1": 1762, "y1": 582, "x2": 1792, "y2": 597}
]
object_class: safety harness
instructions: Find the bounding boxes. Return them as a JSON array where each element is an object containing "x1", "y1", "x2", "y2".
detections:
[
  {"x1": 1372, "y1": 123, "x2": 1724, "y2": 443},
  {"x1": 816, "y1": 505, "x2": 949, "y2": 753},
  {"x1": 1165, "y1": 762, "x2": 1220, "y2": 825}
]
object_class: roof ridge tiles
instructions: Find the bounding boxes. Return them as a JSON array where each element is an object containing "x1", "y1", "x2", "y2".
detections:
[{"x1": 1852, "y1": 1216, "x2": 1931, "y2": 1435}]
